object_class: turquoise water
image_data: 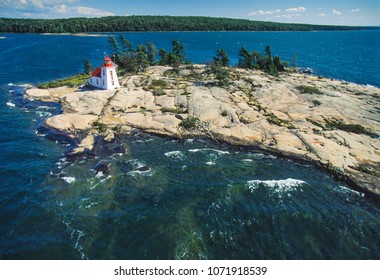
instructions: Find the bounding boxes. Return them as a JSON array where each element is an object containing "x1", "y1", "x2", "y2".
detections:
[{"x1": 0, "y1": 31, "x2": 379, "y2": 259}]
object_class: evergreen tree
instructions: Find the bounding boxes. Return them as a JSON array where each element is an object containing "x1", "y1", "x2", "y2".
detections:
[
  {"x1": 238, "y1": 47, "x2": 254, "y2": 69},
  {"x1": 273, "y1": 56, "x2": 285, "y2": 72},
  {"x1": 171, "y1": 38, "x2": 186, "y2": 63},
  {"x1": 213, "y1": 49, "x2": 229, "y2": 66},
  {"x1": 265, "y1": 45, "x2": 272, "y2": 60},
  {"x1": 107, "y1": 36, "x2": 120, "y2": 59},
  {"x1": 147, "y1": 42, "x2": 157, "y2": 64},
  {"x1": 119, "y1": 34, "x2": 133, "y2": 53},
  {"x1": 136, "y1": 44, "x2": 150, "y2": 71},
  {"x1": 292, "y1": 53, "x2": 297, "y2": 69},
  {"x1": 158, "y1": 48, "x2": 169, "y2": 65},
  {"x1": 83, "y1": 58, "x2": 93, "y2": 75}
]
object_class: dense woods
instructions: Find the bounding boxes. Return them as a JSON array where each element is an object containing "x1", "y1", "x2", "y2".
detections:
[{"x1": 0, "y1": 15, "x2": 375, "y2": 33}]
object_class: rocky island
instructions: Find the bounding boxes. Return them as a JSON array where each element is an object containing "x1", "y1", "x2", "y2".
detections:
[{"x1": 25, "y1": 65, "x2": 380, "y2": 197}]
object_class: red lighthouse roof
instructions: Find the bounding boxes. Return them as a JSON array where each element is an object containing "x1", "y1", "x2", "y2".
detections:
[
  {"x1": 91, "y1": 67, "x2": 101, "y2": 77},
  {"x1": 103, "y1": 55, "x2": 117, "y2": 67}
]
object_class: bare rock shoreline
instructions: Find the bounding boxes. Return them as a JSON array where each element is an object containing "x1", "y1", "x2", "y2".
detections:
[{"x1": 25, "y1": 65, "x2": 380, "y2": 196}]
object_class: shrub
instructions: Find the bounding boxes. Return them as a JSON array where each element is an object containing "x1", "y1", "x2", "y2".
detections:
[
  {"x1": 325, "y1": 119, "x2": 373, "y2": 136},
  {"x1": 150, "y1": 79, "x2": 169, "y2": 88},
  {"x1": 296, "y1": 85, "x2": 323, "y2": 95},
  {"x1": 93, "y1": 121, "x2": 107, "y2": 133},
  {"x1": 180, "y1": 116, "x2": 199, "y2": 130}
]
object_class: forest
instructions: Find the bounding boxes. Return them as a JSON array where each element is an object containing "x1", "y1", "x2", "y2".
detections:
[{"x1": 0, "y1": 15, "x2": 376, "y2": 33}]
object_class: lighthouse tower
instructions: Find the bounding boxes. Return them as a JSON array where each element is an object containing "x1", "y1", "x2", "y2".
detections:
[{"x1": 88, "y1": 55, "x2": 120, "y2": 90}]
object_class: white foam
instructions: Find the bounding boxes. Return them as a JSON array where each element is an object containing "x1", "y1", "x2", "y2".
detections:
[
  {"x1": 36, "y1": 111, "x2": 52, "y2": 117},
  {"x1": 188, "y1": 148, "x2": 230, "y2": 155},
  {"x1": 337, "y1": 185, "x2": 363, "y2": 196},
  {"x1": 6, "y1": 102, "x2": 15, "y2": 107},
  {"x1": 248, "y1": 178, "x2": 306, "y2": 192},
  {"x1": 206, "y1": 161, "x2": 216, "y2": 166},
  {"x1": 164, "y1": 150, "x2": 185, "y2": 160},
  {"x1": 62, "y1": 176, "x2": 76, "y2": 184},
  {"x1": 95, "y1": 171, "x2": 104, "y2": 178},
  {"x1": 37, "y1": 105, "x2": 50, "y2": 109},
  {"x1": 127, "y1": 169, "x2": 153, "y2": 177}
]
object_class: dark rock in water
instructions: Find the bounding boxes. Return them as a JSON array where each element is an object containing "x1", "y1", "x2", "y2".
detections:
[
  {"x1": 92, "y1": 136, "x2": 126, "y2": 157},
  {"x1": 38, "y1": 123, "x2": 75, "y2": 145},
  {"x1": 137, "y1": 165, "x2": 150, "y2": 172},
  {"x1": 112, "y1": 145, "x2": 125, "y2": 154},
  {"x1": 94, "y1": 162, "x2": 110, "y2": 175}
]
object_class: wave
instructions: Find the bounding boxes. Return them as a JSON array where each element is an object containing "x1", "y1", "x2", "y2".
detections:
[
  {"x1": 188, "y1": 148, "x2": 230, "y2": 155},
  {"x1": 127, "y1": 159, "x2": 153, "y2": 177},
  {"x1": 36, "y1": 111, "x2": 52, "y2": 117},
  {"x1": 61, "y1": 176, "x2": 76, "y2": 184},
  {"x1": 127, "y1": 169, "x2": 153, "y2": 177},
  {"x1": 164, "y1": 150, "x2": 185, "y2": 160},
  {"x1": 248, "y1": 178, "x2": 307, "y2": 193}
]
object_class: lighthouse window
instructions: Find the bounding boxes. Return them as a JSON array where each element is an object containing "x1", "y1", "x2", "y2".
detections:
[
  {"x1": 96, "y1": 79, "x2": 99, "y2": 85},
  {"x1": 103, "y1": 70, "x2": 105, "y2": 76},
  {"x1": 112, "y1": 81, "x2": 115, "y2": 86}
]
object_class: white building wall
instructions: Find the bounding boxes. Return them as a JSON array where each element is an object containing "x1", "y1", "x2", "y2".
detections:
[
  {"x1": 88, "y1": 67, "x2": 120, "y2": 90},
  {"x1": 104, "y1": 68, "x2": 120, "y2": 89}
]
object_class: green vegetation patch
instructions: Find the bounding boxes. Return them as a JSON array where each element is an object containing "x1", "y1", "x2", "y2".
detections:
[
  {"x1": 221, "y1": 110, "x2": 228, "y2": 117},
  {"x1": 296, "y1": 85, "x2": 323, "y2": 95},
  {"x1": 150, "y1": 79, "x2": 169, "y2": 88},
  {"x1": 325, "y1": 119, "x2": 373, "y2": 136},
  {"x1": 147, "y1": 79, "x2": 170, "y2": 96},
  {"x1": 267, "y1": 113, "x2": 295, "y2": 129},
  {"x1": 38, "y1": 74, "x2": 89, "y2": 89},
  {"x1": 306, "y1": 118, "x2": 325, "y2": 129},
  {"x1": 180, "y1": 116, "x2": 200, "y2": 130},
  {"x1": 93, "y1": 121, "x2": 107, "y2": 133}
]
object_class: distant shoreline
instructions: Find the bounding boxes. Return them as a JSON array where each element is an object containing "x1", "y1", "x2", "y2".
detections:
[{"x1": 1, "y1": 16, "x2": 379, "y2": 34}]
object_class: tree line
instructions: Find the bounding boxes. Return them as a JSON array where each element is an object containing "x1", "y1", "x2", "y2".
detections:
[
  {"x1": 0, "y1": 16, "x2": 375, "y2": 33},
  {"x1": 84, "y1": 35, "x2": 290, "y2": 84}
]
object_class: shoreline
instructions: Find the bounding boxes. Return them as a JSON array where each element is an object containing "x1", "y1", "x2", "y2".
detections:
[{"x1": 22, "y1": 65, "x2": 380, "y2": 198}]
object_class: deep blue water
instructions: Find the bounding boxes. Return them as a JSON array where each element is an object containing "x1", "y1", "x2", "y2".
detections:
[{"x1": 0, "y1": 31, "x2": 379, "y2": 260}]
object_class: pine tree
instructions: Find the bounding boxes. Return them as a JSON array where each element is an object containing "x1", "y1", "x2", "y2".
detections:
[
  {"x1": 83, "y1": 58, "x2": 92, "y2": 75},
  {"x1": 171, "y1": 38, "x2": 186, "y2": 63},
  {"x1": 147, "y1": 42, "x2": 157, "y2": 64},
  {"x1": 213, "y1": 49, "x2": 229, "y2": 67},
  {"x1": 107, "y1": 36, "x2": 120, "y2": 59},
  {"x1": 119, "y1": 34, "x2": 133, "y2": 53}
]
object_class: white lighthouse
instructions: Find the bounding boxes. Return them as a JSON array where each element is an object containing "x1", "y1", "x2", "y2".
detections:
[{"x1": 88, "y1": 55, "x2": 120, "y2": 90}]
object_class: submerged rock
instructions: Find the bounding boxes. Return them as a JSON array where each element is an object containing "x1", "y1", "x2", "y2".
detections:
[{"x1": 93, "y1": 162, "x2": 110, "y2": 175}]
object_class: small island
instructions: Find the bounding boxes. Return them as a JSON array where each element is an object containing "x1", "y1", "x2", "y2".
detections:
[{"x1": 23, "y1": 38, "x2": 380, "y2": 198}]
